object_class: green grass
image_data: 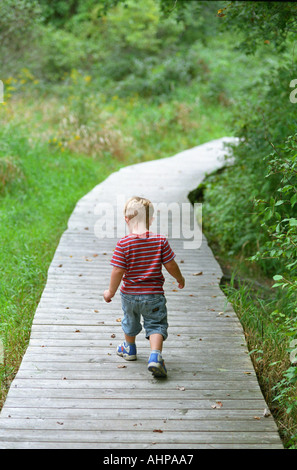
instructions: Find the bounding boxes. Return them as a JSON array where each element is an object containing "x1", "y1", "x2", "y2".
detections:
[
  {"x1": 0, "y1": 121, "x2": 122, "y2": 400},
  {"x1": 220, "y1": 275, "x2": 297, "y2": 448}
]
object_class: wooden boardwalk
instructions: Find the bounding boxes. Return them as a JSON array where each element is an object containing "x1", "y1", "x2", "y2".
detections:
[{"x1": 0, "y1": 137, "x2": 283, "y2": 448}]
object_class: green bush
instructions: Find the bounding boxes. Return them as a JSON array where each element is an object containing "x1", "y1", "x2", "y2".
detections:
[
  {"x1": 37, "y1": 26, "x2": 88, "y2": 81},
  {"x1": 250, "y1": 134, "x2": 297, "y2": 302}
]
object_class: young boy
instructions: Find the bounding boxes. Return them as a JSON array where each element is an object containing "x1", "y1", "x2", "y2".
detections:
[{"x1": 103, "y1": 196, "x2": 185, "y2": 377}]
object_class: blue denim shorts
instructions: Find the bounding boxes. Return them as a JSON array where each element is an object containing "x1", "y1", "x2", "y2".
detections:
[{"x1": 120, "y1": 293, "x2": 168, "y2": 340}]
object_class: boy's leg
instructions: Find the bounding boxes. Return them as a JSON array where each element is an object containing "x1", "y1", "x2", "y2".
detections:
[
  {"x1": 148, "y1": 333, "x2": 167, "y2": 377},
  {"x1": 149, "y1": 333, "x2": 163, "y2": 352},
  {"x1": 143, "y1": 295, "x2": 168, "y2": 377},
  {"x1": 125, "y1": 334, "x2": 136, "y2": 344},
  {"x1": 117, "y1": 294, "x2": 140, "y2": 361}
]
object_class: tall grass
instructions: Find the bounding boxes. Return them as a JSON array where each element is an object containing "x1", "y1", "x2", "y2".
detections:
[
  {"x1": 219, "y1": 264, "x2": 297, "y2": 447},
  {"x1": 0, "y1": 117, "x2": 121, "y2": 405}
]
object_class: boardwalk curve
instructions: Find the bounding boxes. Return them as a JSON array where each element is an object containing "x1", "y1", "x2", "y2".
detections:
[{"x1": 0, "y1": 137, "x2": 283, "y2": 449}]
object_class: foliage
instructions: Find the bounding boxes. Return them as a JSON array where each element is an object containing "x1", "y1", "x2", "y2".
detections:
[
  {"x1": 218, "y1": 1, "x2": 297, "y2": 54},
  {"x1": 250, "y1": 134, "x2": 297, "y2": 309},
  {"x1": 221, "y1": 276, "x2": 297, "y2": 447},
  {"x1": 0, "y1": 0, "x2": 42, "y2": 73},
  {"x1": 1, "y1": 0, "x2": 222, "y2": 95}
]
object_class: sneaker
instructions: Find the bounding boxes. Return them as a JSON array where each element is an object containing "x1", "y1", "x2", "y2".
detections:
[
  {"x1": 117, "y1": 342, "x2": 137, "y2": 361},
  {"x1": 148, "y1": 351, "x2": 167, "y2": 378}
]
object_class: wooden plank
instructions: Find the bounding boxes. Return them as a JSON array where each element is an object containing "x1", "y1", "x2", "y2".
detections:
[
  {"x1": 4, "y1": 388, "x2": 265, "y2": 401},
  {"x1": 0, "y1": 417, "x2": 279, "y2": 432},
  {"x1": 0, "y1": 429, "x2": 283, "y2": 445},
  {"x1": 9, "y1": 378, "x2": 261, "y2": 391},
  {"x1": 0, "y1": 442, "x2": 283, "y2": 449},
  {"x1": 0, "y1": 137, "x2": 283, "y2": 449}
]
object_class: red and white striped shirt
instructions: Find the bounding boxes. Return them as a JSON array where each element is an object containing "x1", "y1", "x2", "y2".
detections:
[{"x1": 110, "y1": 231, "x2": 176, "y2": 294}]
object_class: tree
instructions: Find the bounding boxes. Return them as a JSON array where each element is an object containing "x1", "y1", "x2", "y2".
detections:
[{"x1": 217, "y1": 1, "x2": 297, "y2": 54}]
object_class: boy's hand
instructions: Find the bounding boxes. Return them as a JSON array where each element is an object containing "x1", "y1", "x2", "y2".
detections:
[
  {"x1": 103, "y1": 289, "x2": 114, "y2": 303},
  {"x1": 178, "y1": 276, "x2": 185, "y2": 289}
]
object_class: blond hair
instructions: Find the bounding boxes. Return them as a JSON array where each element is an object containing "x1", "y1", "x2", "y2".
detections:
[{"x1": 124, "y1": 196, "x2": 154, "y2": 229}]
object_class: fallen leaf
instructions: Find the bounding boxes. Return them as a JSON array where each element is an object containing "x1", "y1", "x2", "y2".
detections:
[
  {"x1": 193, "y1": 271, "x2": 203, "y2": 276},
  {"x1": 116, "y1": 318, "x2": 121, "y2": 322},
  {"x1": 111, "y1": 334, "x2": 116, "y2": 338},
  {"x1": 57, "y1": 421, "x2": 64, "y2": 425},
  {"x1": 153, "y1": 429, "x2": 163, "y2": 433},
  {"x1": 254, "y1": 416, "x2": 261, "y2": 420},
  {"x1": 177, "y1": 386, "x2": 186, "y2": 391},
  {"x1": 74, "y1": 329, "x2": 80, "y2": 333},
  {"x1": 263, "y1": 408, "x2": 271, "y2": 418},
  {"x1": 211, "y1": 401, "x2": 223, "y2": 409},
  {"x1": 117, "y1": 365, "x2": 126, "y2": 369},
  {"x1": 94, "y1": 309, "x2": 99, "y2": 313}
]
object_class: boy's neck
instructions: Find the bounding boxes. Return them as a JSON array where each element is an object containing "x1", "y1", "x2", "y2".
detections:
[{"x1": 129, "y1": 223, "x2": 149, "y2": 235}]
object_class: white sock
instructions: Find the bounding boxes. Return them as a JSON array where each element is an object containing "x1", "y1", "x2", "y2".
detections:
[{"x1": 151, "y1": 349, "x2": 162, "y2": 355}]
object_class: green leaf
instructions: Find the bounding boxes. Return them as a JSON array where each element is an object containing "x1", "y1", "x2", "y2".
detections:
[
  {"x1": 272, "y1": 282, "x2": 283, "y2": 288},
  {"x1": 291, "y1": 194, "x2": 297, "y2": 208}
]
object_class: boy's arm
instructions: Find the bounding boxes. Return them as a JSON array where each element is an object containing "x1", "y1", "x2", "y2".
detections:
[
  {"x1": 103, "y1": 266, "x2": 126, "y2": 302},
  {"x1": 163, "y1": 259, "x2": 185, "y2": 289}
]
